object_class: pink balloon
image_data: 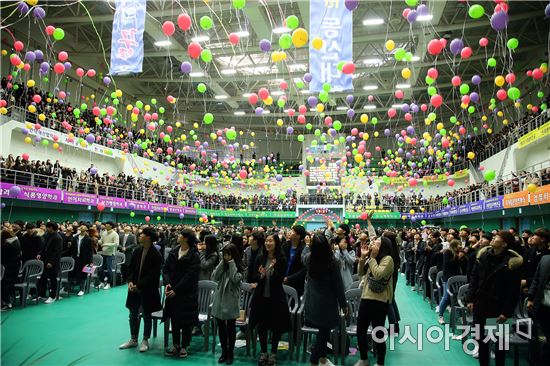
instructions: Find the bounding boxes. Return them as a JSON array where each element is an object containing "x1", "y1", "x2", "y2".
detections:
[
  {"x1": 387, "y1": 108, "x2": 397, "y2": 118},
  {"x1": 76, "y1": 67, "x2": 85, "y2": 77},
  {"x1": 505, "y1": 73, "x2": 516, "y2": 84},
  {"x1": 258, "y1": 88, "x2": 269, "y2": 100},
  {"x1": 58, "y1": 51, "x2": 68, "y2": 62},
  {"x1": 280, "y1": 81, "x2": 288, "y2": 90},
  {"x1": 298, "y1": 105, "x2": 307, "y2": 114},
  {"x1": 451, "y1": 76, "x2": 461, "y2": 86},
  {"x1": 45, "y1": 25, "x2": 55, "y2": 35},
  {"x1": 162, "y1": 21, "x2": 175, "y2": 36},
  {"x1": 496, "y1": 89, "x2": 507, "y2": 101},
  {"x1": 430, "y1": 94, "x2": 443, "y2": 108},
  {"x1": 53, "y1": 62, "x2": 65, "y2": 74},
  {"x1": 248, "y1": 93, "x2": 258, "y2": 105},
  {"x1": 87, "y1": 69, "x2": 96, "y2": 77},
  {"x1": 188, "y1": 42, "x2": 202, "y2": 59},
  {"x1": 394, "y1": 90, "x2": 404, "y2": 99},
  {"x1": 177, "y1": 13, "x2": 192, "y2": 31},
  {"x1": 229, "y1": 33, "x2": 239, "y2": 45},
  {"x1": 479, "y1": 37, "x2": 489, "y2": 47},
  {"x1": 297, "y1": 115, "x2": 306, "y2": 124},
  {"x1": 342, "y1": 62, "x2": 355, "y2": 74},
  {"x1": 448, "y1": 179, "x2": 455, "y2": 187},
  {"x1": 427, "y1": 67, "x2": 438, "y2": 79},
  {"x1": 532, "y1": 68, "x2": 544, "y2": 80},
  {"x1": 460, "y1": 47, "x2": 472, "y2": 59},
  {"x1": 14, "y1": 41, "x2": 24, "y2": 52}
]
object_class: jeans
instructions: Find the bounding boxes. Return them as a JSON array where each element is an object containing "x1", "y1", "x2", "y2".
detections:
[
  {"x1": 310, "y1": 327, "x2": 331, "y2": 364},
  {"x1": 129, "y1": 303, "x2": 152, "y2": 340},
  {"x1": 216, "y1": 318, "x2": 236, "y2": 355},
  {"x1": 357, "y1": 299, "x2": 388, "y2": 365},
  {"x1": 100, "y1": 255, "x2": 114, "y2": 284},
  {"x1": 406, "y1": 262, "x2": 416, "y2": 286},
  {"x1": 438, "y1": 281, "x2": 450, "y2": 317}
]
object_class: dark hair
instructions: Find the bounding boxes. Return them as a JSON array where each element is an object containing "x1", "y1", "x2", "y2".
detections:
[
  {"x1": 292, "y1": 225, "x2": 307, "y2": 241},
  {"x1": 222, "y1": 244, "x2": 244, "y2": 273},
  {"x1": 25, "y1": 223, "x2": 36, "y2": 230},
  {"x1": 339, "y1": 224, "x2": 350, "y2": 236},
  {"x1": 142, "y1": 227, "x2": 159, "y2": 243},
  {"x1": 522, "y1": 229, "x2": 533, "y2": 236},
  {"x1": 199, "y1": 229, "x2": 211, "y2": 242},
  {"x1": 448, "y1": 232, "x2": 459, "y2": 240},
  {"x1": 45, "y1": 222, "x2": 58, "y2": 231},
  {"x1": 105, "y1": 221, "x2": 116, "y2": 228},
  {"x1": 308, "y1": 233, "x2": 335, "y2": 280},
  {"x1": 509, "y1": 227, "x2": 518, "y2": 234},
  {"x1": 204, "y1": 235, "x2": 219, "y2": 256},
  {"x1": 180, "y1": 229, "x2": 198, "y2": 247},
  {"x1": 382, "y1": 231, "x2": 401, "y2": 269},
  {"x1": 261, "y1": 233, "x2": 283, "y2": 261},
  {"x1": 534, "y1": 228, "x2": 550, "y2": 244},
  {"x1": 481, "y1": 233, "x2": 493, "y2": 241},
  {"x1": 231, "y1": 233, "x2": 244, "y2": 257},
  {"x1": 376, "y1": 236, "x2": 394, "y2": 262},
  {"x1": 250, "y1": 231, "x2": 265, "y2": 248},
  {"x1": 430, "y1": 231, "x2": 441, "y2": 239},
  {"x1": 496, "y1": 231, "x2": 515, "y2": 248}
]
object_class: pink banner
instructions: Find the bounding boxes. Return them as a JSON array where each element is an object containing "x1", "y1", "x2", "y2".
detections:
[
  {"x1": 0, "y1": 182, "x2": 62, "y2": 203},
  {"x1": 63, "y1": 191, "x2": 98, "y2": 206},
  {"x1": 98, "y1": 195, "x2": 126, "y2": 209}
]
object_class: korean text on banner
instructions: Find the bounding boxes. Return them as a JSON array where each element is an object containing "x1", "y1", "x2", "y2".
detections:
[
  {"x1": 503, "y1": 191, "x2": 530, "y2": 209},
  {"x1": 529, "y1": 184, "x2": 550, "y2": 205},
  {"x1": 110, "y1": 0, "x2": 146, "y2": 75},
  {"x1": 309, "y1": 0, "x2": 353, "y2": 92}
]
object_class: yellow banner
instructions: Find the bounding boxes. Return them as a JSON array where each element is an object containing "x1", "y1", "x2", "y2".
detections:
[{"x1": 518, "y1": 120, "x2": 550, "y2": 149}]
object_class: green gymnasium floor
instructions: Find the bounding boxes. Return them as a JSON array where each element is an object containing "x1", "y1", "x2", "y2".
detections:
[{"x1": 1, "y1": 279, "x2": 494, "y2": 366}]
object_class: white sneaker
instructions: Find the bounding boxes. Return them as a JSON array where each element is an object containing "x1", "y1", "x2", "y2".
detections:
[
  {"x1": 119, "y1": 339, "x2": 138, "y2": 349},
  {"x1": 44, "y1": 297, "x2": 56, "y2": 304},
  {"x1": 103, "y1": 284, "x2": 111, "y2": 290},
  {"x1": 236, "y1": 330, "x2": 246, "y2": 340},
  {"x1": 438, "y1": 316, "x2": 445, "y2": 325},
  {"x1": 411, "y1": 286, "x2": 416, "y2": 291},
  {"x1": 139, "y1": 339, "x2": 149, "y2": 352},
  {"x1": 354, "y1": 360, "x2": 369, "y2": 366},
  {"x1": 98, "y1": 283, "x2": 105, "y2": 289},
  {"x1": 77, "y1": 291, "x2": 85, "y2": 296},
  {"x1": 435, "y1": 306, "x2": 440, "y2": 313},
  {"x1": 320, "y1": 359, "x2": 335, "y2": 366}
]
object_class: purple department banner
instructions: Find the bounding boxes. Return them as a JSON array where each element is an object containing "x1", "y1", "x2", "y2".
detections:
[
  {"x1": 63, "y1": 192, "x2": 98, "y2": 206},
  {"x1": 98, "y1": 195, "x2": 126, "y2": 209},
  {"x1": 127, "y1": 199, "x2": 148, "y2": 211},
  {"x1": 0, "y1": 182, "x2": 61, "y2": 203},
  {"x1": 110, "y1": 0, "x2": 146, "y2": 75},
  {"x1": 484, "y1": 196, "x2": 504, "y2": 211},
  {"x1": 309, "y1": 0, "x2": 353, "y2": 92}
]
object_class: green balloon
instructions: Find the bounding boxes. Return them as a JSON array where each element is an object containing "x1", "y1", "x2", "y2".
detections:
[
  {"x1": 428, "y1": 86, "x2": 437, "y2": 96},
  {"x1": 468, "y1": 106, "x2": 475, "y2": 114},
  {"x1": 200, "y1": 16, "x2": 213, "y2": 30},
  {"x1": 159, "y1": 107, "x2": 165, "y2": 114},
  {"x1": 159, "y1": 119, "x2": 165, "y2": 125},
  {"x1": 151, "y1": 98, "x2": 157, "y2": 105},
  {"x1": 487, "y1": 58, "x2": 497, "y2": 67},
  {"x1": 136, "y1": 100, "x2": 144, "y2": 108},
  {"x1": 163, "y1": 135, "x2": 171, "y2": 142},
  {"x1": 226, "y1": 129, "x2": 237, "y2": 140},
  {"x1": 333, "y1": 120, "x2": 342, "y2": 131},
  {"x1": 459, "y1": 84, "x2": 470, "y2": 95},
  {"x1": 541, "y1": 103, "x2": 547, "y2": 111},
  {"x1": 232, "y1": 0, "x2": 246, "y2": 9},
  {"x1": 80, "y1": 103, "x2": 88, "y2": 110},
  {"x1": 425, "y1": 76, "x2": 435, "y2": 85},
  {"x1": 442, "y1": 197, "x2": 449, "y2": 205},
  {"x1": 421, "y1": 220, "x2": 427, "y2": 225},
  {"x1": 157, "y1": 216, "x2": 161, "y2": 221},
  {"x1": 42, "y1": 139, "x2": 49, "y2": 146},
  {"x1": 484, "y1": 169, "x2": 496, "y2": 182},
  {"x1": 297, "y1": 134, "x2": 304, "y2": 142},
  {"x1": 450, "y1": 116, "x2": 457, "y2": 123},
  {"x1": 394, "y1": 48, "x2": 406, "y2": 61},
  {"x1": 319, "y1": 90, "x2": 329, "y2": 102},
  {"x1": 404, "y1": 52, "x2": 413, "y2": 62},
  {"x1": 130, "y1": 212, "x2": 135, "y2": 217},
  {"x1": 537, "y1": 91, "x2": 545, "y2": 98},
  {"x1": 203, "y1": 113, "x2": 214, "y2": 124},
  {"x1": 286, "y1": 15, "x2": 299, "y2": 30},
  {"x1": 197, "y1": 83, "x2": 207, "y2": 93},
  {"x1": 306, "y1": 123, "x2": 312, "y2": 130},
  {"x1": 371, "y1": 117, "x2": 378, "y2": 125},
  {"x1": 468, "y1": 4, "x2": 485, "y2": 19},
  {"x1": 201, "y1": 49, "x2": 212, "y2": 62},
  {"x1": 314, "y1": 129, "x2": 321, "y2": 136},
  {"x1": 322, "y1": 83, "x2": 331, "y2": 92},
  {"x1": 337, "y1": 61, "x2": 345, "y2": 72},
  {"x1": 506, "y1": 38, "x2": 519, "y2": 50},
  {"x1": 277, "y1": 99, "x2": 285, "y2": 108},
  {"x1": 405, "y1": 0, "x2": 418, "y2": 6},
  {"x1": 53, "y1": 28, "x2": 65, "y2": 41},
  {"x1": 311, "y1": 140, "x2": 317, "y2": 146},
  {"x1": 279, "y1": 34, "x2": 292, "y2": 49},
  {"x1": 440, "y1": 129, "x2": 447, "y2": 136},
  {"x1": 295, "y1": 80, "x2": 305, "y2": 89},
  {"x1": 507, "y1": 87, "x2": 520, "y2": 100}
]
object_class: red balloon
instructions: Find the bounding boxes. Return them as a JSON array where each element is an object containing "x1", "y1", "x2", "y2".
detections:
[
  {"x1": 22, "y1": 153, "x2": 29, "y2": 161},
  {"x1": 451, "y1": 76, "x2": 461, "y2": 86},
  {"x1": 53, "y1": 62, "x2": 65, "y2": 74},
  {"x1": 248, "y1": 93, "x2": 258, "y2": 105},
  {"x1": 427, "y1": 39, "x2": 444, "y2": 55},
  {"x1": 145, "y1": 216, "x2": 151, "y2": 222},
  {"x1": 58, "y1": 51, "x2": 68, "y2": 62},
  {"x1": 427, "y1": 67, "x2": 438, "y2": 79},
  {"x1": 430, "y1": 94, "x2": 443, "y2": 108},
  {"x1": 162, "y1": 21, "x2": 175, "y2": 36},
  {"x1": 229, "y1": 33, "x2": 239, "y2": 45},
  {"x1": 32, "y1": 94, "x2": 41, "y2": 103},
  {"x1": 45, "y1": 25, "x2": 55, "y2": 35},
  {"x1": 97, "y1": 202, "x2": 106, "y2": 212},
  {"x1": 76, "y1": 67, "x2": 85, "y2": 77},
  {"x1": 177, "y1": 13, "x2": 192, "y2": 31},
  {"x1": 87, "y1": 69, "x2": 96, "y2": 77},
  {"x1": 532, "y1": 68, "x2": 544, "y2": 80},
  {"x1": 280, "y1": 81, "x2": 288, "y2": 90},
  {"x1": 188, "y1": 42, "x2": 202, "y2": 59},
  {"x1": 297, "y1": 115, "x2": 306, "y2": 124},
  {"x1": 387, "y1": 108, "x2": 397, "y2": 118},
  {"x1": 342, "y1": 62, "x2": 355, "y2": 74},
  {"x1": 10, "y1": 55, "x2": 21, "y2": 66},
  {"x1": 460, "y1": 47, "x2": 472, "y2": 59},
  {"x1": 298, "y1": 105, "x2": 307, "y2": 114},
  {"x1": 14, "y1": 41, "x2": 24, "y2": 52},
  {"x1": 496, "y1": 89, "x2": 507, "y2": 101},
  {"x1": 394, "y1": 90, "x2": 404, "y2": 99},
  {"x1": 258, "y1": 88, "x2": 269, "y2": 100}
]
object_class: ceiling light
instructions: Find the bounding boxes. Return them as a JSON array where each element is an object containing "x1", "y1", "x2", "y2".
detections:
[
  {"x1": 364, "y1": 105, "x2": 377, "y2": 110},
  {"x1": 336, "y1": 106, "x2": 348, "y2": 111},
  {"x1": 154, "y1": 40, "x2": 172, "y2": 47},
  {"x1": 363, "y1": 85, "x2": 379, "y2": 91},
  {"x1": 234, "y1": 111, "x2": 245, "y2": 115},
  {"x1": 391, "y1": 104, "x2": 404, "y2": 108},
  {"x1": 411, "y1": 56, "x2": 420, "y2": 62},
  {"x1": 309, "y1": 108, "x2": 317, "y2": 112},
  {"x1": 242, "y1": 93, "x2": 253, "y2": 98},
  {"x1": 191, "y1": 35, "x2": 210, "y2": 42},
  {"x1": 300, "y1": 90, "x2": 311, "y2": 94},
  {"x1": 189, "y1": 72, "x2": 204, "y2": 77},
  {"x1": 234, "y1": 30, "x2": 250, "y2": 37},
  {"x1": 271, "y1": 91, "x2": 284, "y2": 96},
  {"x1": 363, "y1": 58, "x2": 383, "y2": 66},
  {"x1": 362, "y1": 18, "x2": 384, "y2": 26},
  {"x1": 395, "y1": 84, "x2": 411, "y2": 89},
  {"x1": 214, "y1": 95, "x2": 228, "y2": 100},
  {"x1": 417, "y1": 14, "x2": 433, "y2": 22},
  {"x1": 221, "y1": 69, "x2": 237, "y2": 75},
  {"x1": 262, "y1": 110, "x2": 270, "y2": 114},
  {"x1": 272, "y1": 27, "x2": 291, "y2": 34}
]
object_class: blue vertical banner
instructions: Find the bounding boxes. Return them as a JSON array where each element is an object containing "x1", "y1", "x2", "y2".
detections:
[
  {"x1": 109, "y1": 0, "x2": 146, "y2": 75},
  {"x1": 309, "y1": 0, "x2": 353, "y2": 92}
]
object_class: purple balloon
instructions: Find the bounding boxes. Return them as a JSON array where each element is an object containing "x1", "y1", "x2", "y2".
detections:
[
  {"x1": 33, "y1": 6, "x2": 46, "y2": 19},
  {"x1": 470, "y1": 92, "x2": 480, "y2": 103},
  {"x1": 17, "y1": 2, "x2": 29, "y2": 14},
  {"x1": 303, "y1": 73, "x2": 313, "y2": 83},
  {"x1": 346, "y1": 109, "x2": 355, "y2": 118},
  {"x1": 546, "y1": 3, "x2": 550, "y2": 17},
  {"x1": 34, "y1": 50, "x2": 44, "y2": 60},
  {"x1": 344, "y1": 0, "x2": 358, "y2": 11},
  {"x1": 86, "y1": 133, "x2": 95, "y2": 144},
  {"x1": 346, "y1": 94, "x2": 354, "y2": 104},
  {"x1": 411, "y1": 104, "x2": 419, "y2": 113},
  {"x1": 286, "y1": 126, "x2": 294, "y2": 134},
  {"x1": 180, "y1": 61, "x2": 192, "y2": 73},
  {"x1": 1, "y1": 203, "x2": 5, "y2": 209},
  {"x1": 275, "y1": 174, "x2": 283, "y2": 182},
  {"x1": 407, "y1": 125, "x2": 415, "y2": 135},
  {"x1": 384, "y1": 128, "x2": 391, "y2": 136},
  {"x1": 259, "y1": 39, "x2": 271, "y2": 52},
  {"x1": 40, "y1": 62, "x2": 49, "y2": 73},
  {"x1": 417, "y1": 4, "x2": 429, "y2": 16},
  {"x1": 179, "y1": 213, "x2": 185, "y2": 219},
  {"x1": 307, "y1": 96, "x2": 318, "y2": 107},
  {"x1": 255, "y1": 107, "x2": 263, "y2": 115},
  {"x1": 90, "y1": 167, "x2": 98, "y2": 175},
  {"x1": 407, "y1": 10, "x2": 418, "y2": 23},
  {"x1": 490, "y1": 11, "x2": 509, "y2": 31},
  {"x1": 471, "y1": 75, "x2": 481, "y2": 85},
  {"x1": 401, "y1": 104, "x2": 410, "y2": 113},
  {"x1": 24, "y1": 51, "x2": 36, "y2": 62},
  {"x1": 63, "y1": 62, "x2": 72, "y2": 70},
  {"x1": 103, "y1": 76, "x2": 111, "y2": 85},
  {"x1": 8, "y1": 185, "x2": 21, "y2": 198},
  {"x1": 21, "y1": 127, "x2": 29, "y2": 135},
  {"x1": 449, "y1": 38, "x2": 464, "y2": 55}
]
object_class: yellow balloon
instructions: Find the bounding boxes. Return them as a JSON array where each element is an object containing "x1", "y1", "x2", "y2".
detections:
[
  {"x1": 527, "y1": 183, "x2": 538, "y2": 193},
  {"x1": 90, "y1": 94, "x2": 95, "y2": 99},
  {"x1": 28, "y1": 105, "x2": 36, "y2": 113},
  {"x1": 362, "y1": 133, "x2": 369, "y2": 141},
  {"x1": 436, "y1": 122, "x2": 444, "y2": 130},
  {"x1": 38, "y1": 113, "x2": 46, "y2": 121},
  {"x1": 264, "y1": 96, "x2": 273, "y2": 105},
  {"x1": 53, "y1": 143, "x2": 59, "y2": 150},
  {"x1": 176, "y1": 122, "x2": 181, "y2": 128},
  {"x1": 80, "y1": 141, "x2": 87, "y2": 147},
  {"x1": 84, "y1": 127, "x2": 90, "y2": 134},
  {"x1": 280, "y1": 51, "x2": 287, "y2": 61},
  {"x1": 1, "y1": 50, "x2": 7, "y2": 56},
  {"x1": 467, "y1": 152, "x2": 475, "y2": 159},
  {"x1": 374, "y1": 131, "x2": 379, "y2": 137},
  {"x1": 131, "y1": 114, "x2": 138, "y2": 122},
  {"x1": 0, "y1": 107, "x2": 7, "y2": 115},
  {"x1": 115, "y1": 89, "x2": 123, "y2": 98},
  {"x1": 497, "y1": 111, "x2": 503, "y2": 117},
  {"x1": 494, "y1": 75, "x2": 505, "y2": 87},
  {"x1": 250, "y1": 142, "x2": 255, "y2": 147},
  {"x1": 503, "y1": 119, "x2": 509, "y2": 125},
  {"x1": 481, "y1": 115, "x2": 488, "y2": 121},
  {"x1": 360, "y1": 114, "x2": 369, "y2": 123},
  {"x1": 311, "y1": 37, "x2": 323, "y2": 50},
  {"x1": 27, "y1": 79, "x2": 35, "y2": 87},
  {"x1": 316, "y1": 103, "x2": 324, "y2": 112},
  {"x1": 251, "y1": 132, "x2": 255, "y2": 137},
  {"x1": 193, "y1": 122, "x2": 199, "y2": 128},
  {"x1": 401, "y1": 68, "x2": 411, "y2": 79},
  {"x1": 385, "y1": 39, "x2": 395, "y2": 51},
  {"x1": 276, "y1": 119, "x2": 284, "y2": 127},
  {"x1": 292, "y1": 28, "x2": 308, "y2": 48},
  {"x1": 126, "y1": 104, "x2": 133, "y2": 111},
  {"x1": 24, "y1": 136, "x2": 32, "y2": 144}
]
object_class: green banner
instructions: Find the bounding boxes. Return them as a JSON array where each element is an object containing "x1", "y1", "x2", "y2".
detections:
[
  {"x1": 197, "y1": 209, "x2": 296, "y2": 218},
  {"x1": 346, "y1": 211, "x2": 402, "y2": 220}
]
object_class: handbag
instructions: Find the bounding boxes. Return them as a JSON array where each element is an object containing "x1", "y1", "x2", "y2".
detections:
[
  {"x1": 82, "y1": 264, "x2": 96, "y2": 274},
  {"x1": 367, "y1": 272, "x2": 389, "y2": 293}
]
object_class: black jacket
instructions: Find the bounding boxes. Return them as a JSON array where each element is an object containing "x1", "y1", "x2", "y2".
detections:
[
  {"x1": 162, "y1": 247, "x2": 201, "y2": 325},
  {"x1": 126, "y1": 245, "x2": 162, "y2": 314},
  {"x1": 466, "y1": 246, "x2": 523, "y2": 319},
  {"x1": 522, "y1": 246, "x2": 550, "y2": 289},
  {"x1": 442, "y1": 250, "x2": 468, "y2": 281},
  {"x1": 1, "y1": 237, "x2": 22, "y2": 281},
  {"x1": 282, "y1": 241, "x2": 306, "y2": 296},
  {"x1": 40, "y1": 231, "x2": 63, "y2": 268},
  {"x1": 20, "y1": 232, "x2": 44, "y2": 263},
  {"x1": 70, "y1": 235, "x2": 94, "y2": 276},
  {"x1": 527, "y1": 255, "x2": 550, "y2": 317}
]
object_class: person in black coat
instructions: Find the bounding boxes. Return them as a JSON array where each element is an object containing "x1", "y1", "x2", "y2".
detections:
[
  {"x1": 527, "y1": 254, "x2": 550, "y2": 365},
  {"x1": 162, "y1": 229, "x2": 201, "y2": 358},
  {"x1": 119, "y1": 227, "x2": 162, "y2": 353},
  {"x1": 466, "y1": 231, "x2": 523, "y2": 366},
  {"x1": 70, "y1": 225, "x2": 94, "y2": 296},
  {"x1": 282, "y1": 225, "x2": 307, "y2": 297},
  {"x1": 19, "y1": 223, "x2": 44, "y2": 263},
  {"x1": 1, "y1": 228, "x2": 22, "y2": 310},
  {"x1": 249, "y1": 233, "x2": 291, "y2": 366},
  {"x1": 521, "y1": 228, "x2": 550, "y2": 294},
  {"x1": 37, "y1": 222, "x2": 63, "y2": 303}
]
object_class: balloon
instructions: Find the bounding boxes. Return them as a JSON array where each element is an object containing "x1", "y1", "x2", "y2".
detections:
[
  {"x1": 342, "y1": 62, "x2": 355, "y2": 74},
  {"x1": 200, "y1": 49, "x2": 212, "y2": 62},
  {"x1": 490, "y1": 11, "x2": 508, "y2": 31},
  {"x1": 177, "y1": 13, "x2": 192, "y2": 31},
  {"x1": 162, "y1": 21, "x2": 175, "y2": 36},
  {"x1": 449, "y1": 38, "x2": 464, "y2": 55},
  {"x1": 459, "y1": 84, "x2": 470, "y2": 95},
  {"x1": 232, "y1": 0, "x2": 246, "y2": 9},
  {"x1": 291, "y1": 28, "x2": 308, "y2": 48},
  {"x1": 203, "y1": 113, "x2": 214, "y2": 124},
  {"x1": 145, "y1": 216, "x2": 151, "y2": 222},
  {"x1": 311, "y1": 37, "x2": 323, "y2": 50},
  {"x1": 53, "y1": 62, "x2": 65, "y2": 74},
  {"x1": 53, "y1": 28, "x2": 65, "y2": 41},
  {"x1": 259, "y1": 39, "x2": 271, "y2": 52},
  {"x1": 468, "y1": 4, "x2": 485, "y2": 19},
  {"x1": 279, "y1": 34, "x2": 292, "y2": 49},
  {"x1": 427, "y1": 39, "x2": 444, "y2": 55},
  {"x1": 506, "y1": 38, "x2": 519, "y2": 50},
  {"x1": 8, "y1": 185, "x2": 21, "y2": 198},
  {"x1": 527, "y1": 183, "x2": 538, "y2": 193},
  {"x1": 385, "y1": 40, "x2": 395, "y2": 51},
  {"x1": 401, "y1": 68, "x2": 411, "y2": 79},
  {"x1": 507, "y1": 87, "x2": 520, "y2": 100},
  {"x1": 467, "y1": 152, "x2": 475, "y2": 160},
  {"x1": 394, "y1": 48, "x2": 406, "y2": 61},
  {"x1": 197, "y1": 83, "x2": 207, "y2": 93},
  {"x1": 487, "y1": 58, "x2": 497, "y2": 68},
  {"x1": 460, "y1": 47, "x2": 472, "y2": 59},
  {"x1": 97, "y1": 202, "x2": 106, "y2": 212},
  {"x1": 188, "y1": 42, "x2": 202, "y2": 59},
  {"x1": 229, "y1": 33, "x2": 239, "y2": 45},
  {"x1": 430, "y1": 94, "x2": 443, "y2": 108},
  {"x1": 344, "y1": 0, "x2": 359, "y2": 11},
  {"x1": 484, "y1": 170, "x2": 496, "y2": 182},
  {"x1": 286, "y1": 15, "x2": 299, "y2": 29},
  {"x1": 479, "y1": 37, "x2": 489, "y2": 47},
  {"x1": 200, "y1": 16, "x2": 213, "y2": 30},
  {"x1": 180, "y1": 61, "x2": 192, "y2": 73}
]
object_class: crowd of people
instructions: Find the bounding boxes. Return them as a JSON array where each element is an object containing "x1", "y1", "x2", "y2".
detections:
[{"x1": 1, "y1": 217, "x2": 549, "y2": 365}]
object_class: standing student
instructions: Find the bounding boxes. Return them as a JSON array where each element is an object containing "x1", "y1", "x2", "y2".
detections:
[
  {"x1": 355, "y1": 236, "x2": 394, "y2": 366},
  {"x1": 466, "y1": 231, "x2": 523, "y2": 366},
  {"x1": 437, "y1": 239, "x2": 468, "y2": 324},
  {"x1": 212, "y1": 244, "x2": 243, "y2": 365},
  {"x1": 527, "y1": 253, "x2": 550, "y2": 365},
  {"x1": 249, "y1": 233, "x2": 292, "y2": 366},
  {"x1": 243, "y1": 231, "x2": 264, "y2": 283},
  {"x1": 282, "y1": 225, "x2": 307, "y2": 296},
  {"x1": 70, "y1": 225, "x2": 94, "y2": 296},
  {"x1": 303, "y1": 233, "x2": 348, "y2": 366},
  {"x1": 163, "y1": 229, "x2": 201, "y2": 359},
  {"x1": 37, "y1": 222, "x2": 63, "y2": 304},
  {"x1": 118, "y1": 226, "x2": 137, "y2": 283},
  {"x1": 98, "y1": 221, "x2": 118, "y2": 289},
  {"x1": 1, "y1": 228, "x2": 22, "y2": 310},
  {"x1": 332, "y1": 234, "x2": 356, "y2": 291},
  {"x1": 120, "y1": 227, "x2": 162, "y2": 353},
  {"x1": 198, "y1": 235, "x2": 219, "y2": 281}
]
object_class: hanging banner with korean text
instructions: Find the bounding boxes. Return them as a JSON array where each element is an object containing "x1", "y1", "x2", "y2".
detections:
[
  {"x1": 110, "y1": 0, "x2": 146, "y2": 75},
  {"x1": 309, "y1": 0, "x2": 353, "y2": 92}
]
